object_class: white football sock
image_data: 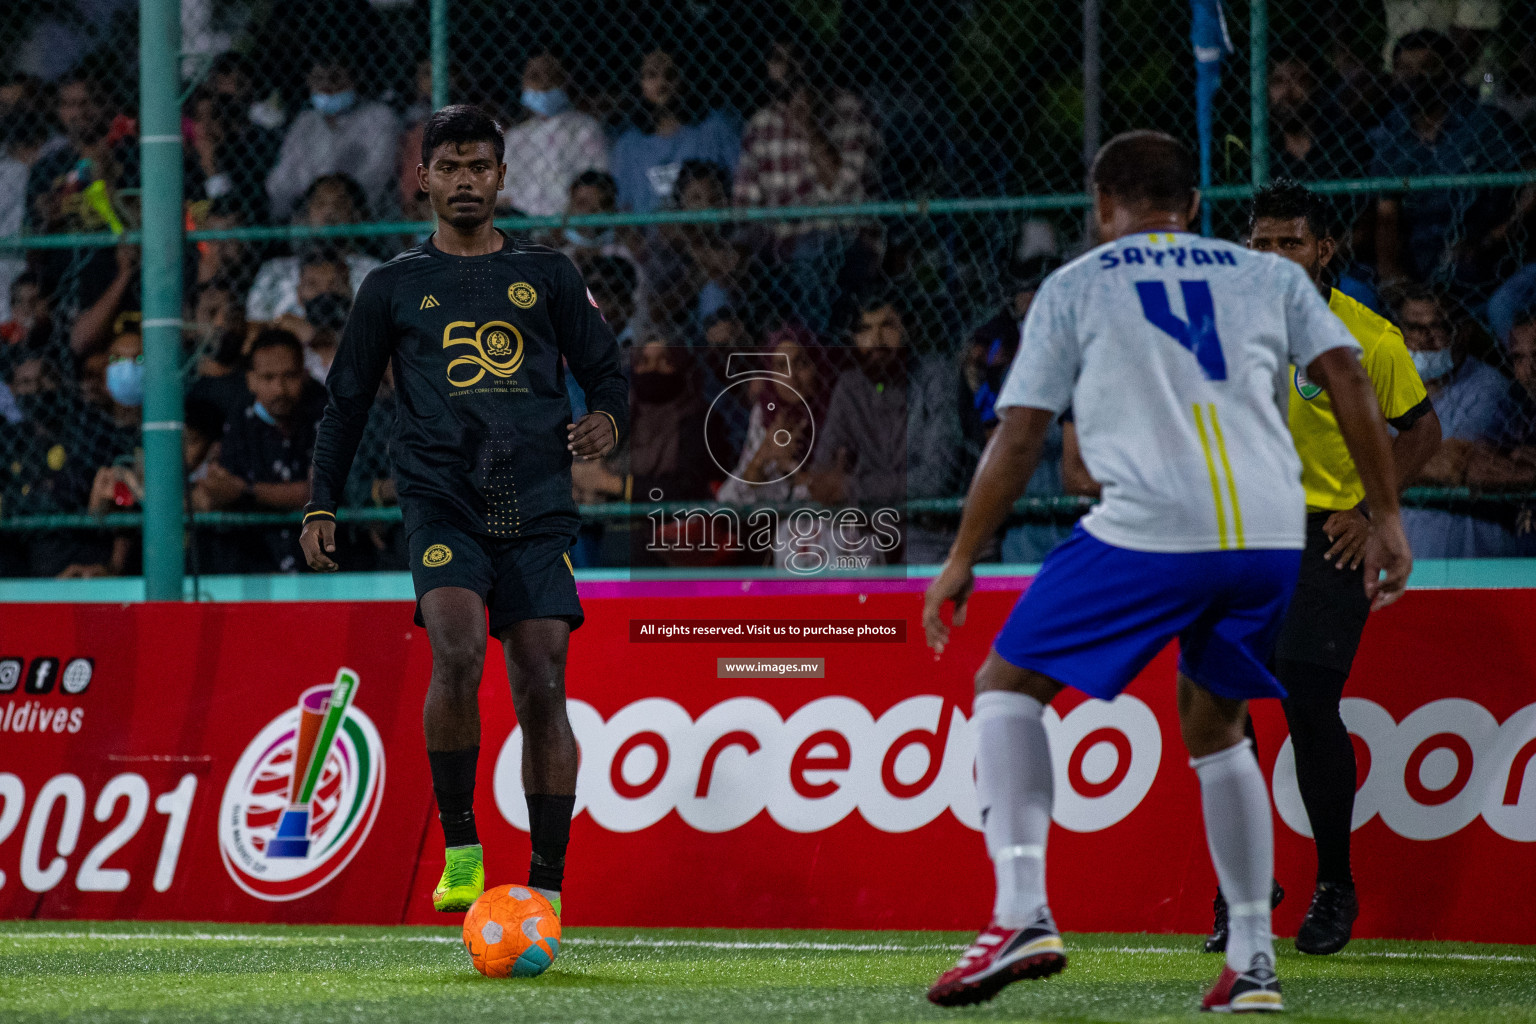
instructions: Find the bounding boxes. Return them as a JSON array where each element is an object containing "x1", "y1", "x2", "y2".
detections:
[
  {"x1": 973, "y1": 690, "x2": 1053, "y2": 928},
  {"x1": 1191, "y1": 739, "x2": 1275, "y2": 971}
]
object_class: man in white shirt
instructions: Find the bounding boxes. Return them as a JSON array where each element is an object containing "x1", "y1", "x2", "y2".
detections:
[
  {"x1": 246, "y1": 174, "x2": 381, "y2": 323},
  {"x1": 498, "y1": 53, "x2": 608, "y2": 217},
  {"x1": 266, "y1": 57, "x2": 401, "y2": 221},
  {"x1": 921, "y1": 131, "x2": 1411, "y2": 1014}
]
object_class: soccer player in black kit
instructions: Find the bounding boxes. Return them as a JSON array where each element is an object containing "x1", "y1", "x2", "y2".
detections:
[{"x1": 299, "y1": 105, "x2": 627, "y2": 916}]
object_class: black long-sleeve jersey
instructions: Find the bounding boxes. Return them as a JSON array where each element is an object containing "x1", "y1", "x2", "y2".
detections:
[{"x1": 304, "y1": 233, "x2": 628, "y2": 540}]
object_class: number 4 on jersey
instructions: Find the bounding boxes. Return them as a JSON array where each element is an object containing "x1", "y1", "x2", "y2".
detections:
[{"x1": 1135, "y1": 280, "x2": 1227, "y2": 381}]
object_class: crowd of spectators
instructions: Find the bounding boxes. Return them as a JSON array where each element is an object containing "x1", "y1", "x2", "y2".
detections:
[{"x1": 2, "y1": 4, "x2": 1536, "y2": 575}]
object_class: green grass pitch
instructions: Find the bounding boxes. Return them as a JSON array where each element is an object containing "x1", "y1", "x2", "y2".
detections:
[{"x1": 2, "y1": 921, "x2": 1534, "y2": 1023}]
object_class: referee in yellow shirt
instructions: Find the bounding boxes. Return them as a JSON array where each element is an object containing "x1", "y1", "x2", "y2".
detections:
[{"x1": 1224, "y1": 180, "x2": 1441, "y2": 954}]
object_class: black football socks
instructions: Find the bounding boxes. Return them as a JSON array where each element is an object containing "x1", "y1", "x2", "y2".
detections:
[
  {"x1": 1278, "y1": 661, "x2": 1356, "y2": 886},
  {"x1": 525, "y1": 792, "x2": 576, "y2": 891},
  {"x1": 428, "y1": 747, "x2": 480, "y2": 848}
]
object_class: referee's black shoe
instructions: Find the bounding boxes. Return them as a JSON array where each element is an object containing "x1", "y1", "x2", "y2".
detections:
[
  {"x1": 1295, "y1": 881, "x2": 1358, "y2": 955},
  {"x1": 1202, "y1": 880, "x2": 1285, "y2": 953}
]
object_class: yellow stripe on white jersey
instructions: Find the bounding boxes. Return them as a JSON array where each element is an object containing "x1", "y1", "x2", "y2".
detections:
[
  {"x1": 1207, "y1": 405, "x2": 1244, "y2": 549},
  {"x1": 1192, "y1": 404, "x2": 1229, "y2": 549}
]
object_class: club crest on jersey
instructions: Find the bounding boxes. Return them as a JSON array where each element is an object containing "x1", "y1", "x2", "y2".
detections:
[
  {"x1": 423, "y1": 544, "x2": 452, "y2": 567},
  {"x1": 1293, "y1": 367, "x2": 1323, "y2": 401},
  {"x1": 508, "y1": 282, "x2": 537, "y2": 309},
  {"x1": 443, "y1": 320, "x2": 525, "y2": 387}
]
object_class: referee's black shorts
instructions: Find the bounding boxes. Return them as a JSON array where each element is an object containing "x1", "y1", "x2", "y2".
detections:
[
  {"x1": 1273, "y1": 510, "x2": 1372, "y2": 680},
  {"x1": 407, "y1": 522, "x2": 583, "y2": 635}
]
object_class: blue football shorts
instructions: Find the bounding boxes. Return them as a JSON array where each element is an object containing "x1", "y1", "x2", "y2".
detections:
[{"x1": 992, "y1": 525, "x2": 1301, "y2": 701}]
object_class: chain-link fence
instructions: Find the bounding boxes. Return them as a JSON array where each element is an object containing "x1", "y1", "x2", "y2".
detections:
[{"x1": 2, "y1": 0, "x2": 1536, "y2": 579}]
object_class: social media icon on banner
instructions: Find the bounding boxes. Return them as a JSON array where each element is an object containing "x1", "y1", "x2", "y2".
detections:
[
  {"x1": 61, "y1": 658, "x2": 94, "y2": 695},
  {"x1": 0, "y1": 658, "x2": 20, "y2": 693},
  {"x1": 25, "y1": 657, "x2": 60, "y2": 694}
]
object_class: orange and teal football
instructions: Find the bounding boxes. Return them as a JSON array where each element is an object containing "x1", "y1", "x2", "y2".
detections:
[{"x1": 461, "y1": 884, "x2": 562, "y2": 978}]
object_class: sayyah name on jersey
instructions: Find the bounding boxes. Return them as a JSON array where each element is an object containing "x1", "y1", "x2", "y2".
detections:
[{"x1": 1098, "y1": 246, "x2": 1238, "y2": 270}]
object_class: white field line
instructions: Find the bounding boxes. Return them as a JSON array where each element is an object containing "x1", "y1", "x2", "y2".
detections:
[{"x1": 2, "y1": 932, "x2": 1532, "y2": 964}]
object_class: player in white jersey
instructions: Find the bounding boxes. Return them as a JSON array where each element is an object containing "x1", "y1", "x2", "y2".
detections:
[{"x1": 921, "y1": 131, "x2": 1411, "y2": 1013}]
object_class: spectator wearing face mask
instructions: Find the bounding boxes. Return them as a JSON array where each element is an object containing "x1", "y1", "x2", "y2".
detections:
[
  {"x1": 245, "y1": 175, "x2": 381, "y2": 323},
  {"x1": 497, "y1": 52, "x2": 608, "y2": 217},
  {"x1": 612, "y1": 49, "x2": 740, "y2": 215},
  {"x1": 193, "y1": 329, "x2": 323, "y2": 573},
  {"x1": 266, "y1": 56, "x2": 401, "y2": 222},
  {"x1": 1392, "y1": 287, "x2": 1513, "y2": 555},
  {"x1": 273, "y1": 249, "x2": 353, "y2": 383},
  {"x1": 102, "y1": 327, "x2": 146, "y2": 432},
  {"x1": 626, "y1": 338, "x2": 729, "y2": 566}
]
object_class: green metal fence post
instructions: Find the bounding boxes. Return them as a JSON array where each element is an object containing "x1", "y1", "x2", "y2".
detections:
[
  {"x1": 431, "y1": 0, "x2": 449, "y2": 109},
  {"x1": 1250, "y1": 0, "x2": 1269, "y2": 188},
  {"x1": 139, "y1": 0, "x2": 186, "y2": 601}
]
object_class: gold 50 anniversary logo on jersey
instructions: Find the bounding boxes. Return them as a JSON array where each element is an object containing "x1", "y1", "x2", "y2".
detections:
[{"x1": 444, "y1": 320, "x2": 525, "y2": 387}]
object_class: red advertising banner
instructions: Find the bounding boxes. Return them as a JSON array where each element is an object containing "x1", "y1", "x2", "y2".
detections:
[{"x1": 1, "y1": 581, "x2": 1533, "y2": 943}]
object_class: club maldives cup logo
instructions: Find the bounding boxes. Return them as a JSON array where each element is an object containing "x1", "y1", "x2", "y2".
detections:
[{"x1": 219, "y1": 668, "x2": 385, "y2": 901}]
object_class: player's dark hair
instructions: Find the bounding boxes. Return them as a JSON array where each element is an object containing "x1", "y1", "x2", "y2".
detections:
[
  {"x1": 1392, "y1": 28, "x2": 1456, "y2": 68},
  {"x1": 571, "y1": 169, "x2": 618, "y2": 208},
  {"x1": 1090, "y1": 130, "x2": 1196, "y2": 213},
  {"x1": 1249, "y1": 179, "x2": 1333, "y2": 240},
  {"x1": 672, "y1": 159, "x2": 731, "y2": 206},
  {"x1": 246, "y1": 328, "x2": 303, "y2": 370},
  {"x1": 302, "y1": 173, "x2": 368, "y2": 221},
  {"x1": 420, "y1": 104, "x2": 505, "y2": 167}
]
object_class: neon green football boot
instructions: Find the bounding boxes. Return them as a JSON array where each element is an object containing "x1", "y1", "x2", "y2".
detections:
[
  {"x1": 433, "y1": 844, "x2": 484, "y2": 912},
  {"x1": 532, "y1": 886, "x2": 561, "y2": 919}
]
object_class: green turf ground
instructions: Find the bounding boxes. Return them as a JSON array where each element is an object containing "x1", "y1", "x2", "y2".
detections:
[{"x1": 1, "y1": 921, "x2": 1533, "y2": 1023}]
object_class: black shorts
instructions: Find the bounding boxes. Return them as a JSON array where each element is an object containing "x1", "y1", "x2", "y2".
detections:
[
  {"x1": 1273, "y1": 511, "x2": 1372, "y2": 677},
  {"x1": 407, "y1": 523, "x2": 583, "y2": 634}
]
